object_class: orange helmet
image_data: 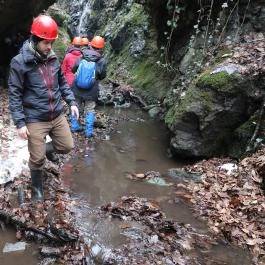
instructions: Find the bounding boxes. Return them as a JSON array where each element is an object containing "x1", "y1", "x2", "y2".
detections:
[
  {"x1": 90, "y1": 36, "x2": 105, "y2": 49},
  {"x1": 31, "y1": 15, "x2": 58, "y2": 40},
  {"x1": 81, "y1": 37, "x2": 89, "y2": 46},
  {"x1": 72, "y1": 36, "x2": 82, "y2": 46}
]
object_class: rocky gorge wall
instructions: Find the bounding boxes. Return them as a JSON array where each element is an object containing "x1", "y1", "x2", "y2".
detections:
[
  {"x1": 56, "y1": 0, "x2": 265, "y2": 159},
  {"x1": 2, "y1": 0, "x2": 264, "y2": 160}
]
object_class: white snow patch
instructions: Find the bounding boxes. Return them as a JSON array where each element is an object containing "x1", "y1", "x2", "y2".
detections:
[
  {"x1": 0, "y1": 121, "x2": 29, "y2": 184},
  {"x1": 46, "y1": 135, "x2": 52, "y2": 143},
  {"x1": 218, "y1": 163, "x2": 238, "y2": 175},
  {"x1": 3, "y1": 242, "x2": 27, "y2": 253}
]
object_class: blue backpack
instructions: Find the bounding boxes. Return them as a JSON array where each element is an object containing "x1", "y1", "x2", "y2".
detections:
[{"x1": 75, "y1": 59, "x2": 96, "y2": 89}]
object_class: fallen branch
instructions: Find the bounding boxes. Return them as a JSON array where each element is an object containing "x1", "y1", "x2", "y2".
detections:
[
  {"x1": 0, "y1": 209, "x2": 73, "y2": 243},
  {"x1": 129, "y1": 92, "x2": 148, "y2": 108}
]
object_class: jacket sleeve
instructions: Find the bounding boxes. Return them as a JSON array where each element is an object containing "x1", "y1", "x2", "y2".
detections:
[
  {"x1": 58, "y1": 66, "x2": 76, "y2": 106},
  {"x1": 62, "y1": 55, "x2": 67, "y2": 75},
  {"x1": 72, "y1": 57, "x2": 81, "y2": 74},
  {"x1": 8, "y1": 58, "x2": 26, "y2": 129},
  {"x1": 96, "y1": 58, "x2": 107, "y2": 80}
]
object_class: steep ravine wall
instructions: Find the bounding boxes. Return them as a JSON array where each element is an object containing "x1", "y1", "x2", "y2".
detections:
[
  {"x1": 58, "y1": 0, "x2": 265, "y2": 100},
  {"x1": 57, "y1": 0, "x2": 265, "y2": 159}
]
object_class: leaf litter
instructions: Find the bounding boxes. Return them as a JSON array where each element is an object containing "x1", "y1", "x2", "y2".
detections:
[
  {"x1": 180, "y1": 150, "x2": 265, "y2": 265},
  {"x1": 1, "y1": 70, "x2": 265, "y2": 265}
]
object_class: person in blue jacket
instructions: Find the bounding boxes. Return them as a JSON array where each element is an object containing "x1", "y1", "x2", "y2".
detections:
[
  {"x1": 71, "y1": 35, "x2": 107, "y2": 138},
  {"x1": 8, "y1": 15, "x2": 79, "y2": 201}
]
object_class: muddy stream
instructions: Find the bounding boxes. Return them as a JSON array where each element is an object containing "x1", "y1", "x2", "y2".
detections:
[{"x1": 0, "y1": 106, "x2": 252, "y2": 264}]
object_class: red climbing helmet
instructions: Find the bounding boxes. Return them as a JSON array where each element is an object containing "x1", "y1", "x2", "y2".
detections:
[
  {"x1": 30, "y1": 15, "x2": 58, "y2": 40},
  {"x1": 90, "y1": 36, "x2": 105, "y2": 49},
  {"x1": 72, "y1": 36, "x2": 82, "y2": 46}
]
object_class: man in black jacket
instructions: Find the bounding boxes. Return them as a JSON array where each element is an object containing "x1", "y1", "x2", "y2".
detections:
[{"x1": 8, "y1": 15, "x2": 79, "y2": 201}]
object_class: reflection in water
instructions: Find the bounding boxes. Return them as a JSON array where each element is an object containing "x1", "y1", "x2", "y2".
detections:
[{"x1": 69, "y1": 107, "x2": 182, "y2": 207}]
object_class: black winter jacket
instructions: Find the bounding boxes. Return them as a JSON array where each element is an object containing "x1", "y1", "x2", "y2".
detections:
[
  {"x1": 72, "y1": 47, "x2": 107, "y2": 101},
  {"x1": 8, "y1": 40, "x2": 76, "y2": 129}
]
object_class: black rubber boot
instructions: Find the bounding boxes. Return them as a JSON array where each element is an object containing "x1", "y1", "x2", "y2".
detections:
[
  {"x1": 46, "y1": 142, "x2": 59, "y2": 163},
  {"x1": 30, "y1": 169, "x2": 44, "y2": 201}
]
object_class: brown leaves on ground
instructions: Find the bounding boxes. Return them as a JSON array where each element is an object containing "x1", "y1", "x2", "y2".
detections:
[
  {"x1": 101, "y1": 196, "x2": 218, "y2": 265},
  {"x1": 182, "y1": 148, "x2": 265, "y2": 264},
  {"x1": 218, "y1": 32, "x2": 265, "y2": 76},
  {"x1": 0, "y1": 164, "x2": 86, "y2": 264}
]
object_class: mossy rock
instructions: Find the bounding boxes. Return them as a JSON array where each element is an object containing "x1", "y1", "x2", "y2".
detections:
[
  {"x1": 106, "y1": 3, "x2": 147, "y2": 47},
  {"x1": 130, "y1": 58, "x2": 174, "y2": 104},
  {"x1": 53, "y1": 28, "x2": 69, "y2": 62},
  {"x1": 124, "y1": 3, "x2": 147, "y2": 27},
  {"x1": 234, "y1": 119, "x2": 256, "y2": 141},
  {"x1": 197, "y1": 71, "x2": 238, "y2": 93},
  {"x1": 214, "y1": 47, "x2": 232, "y2": 64},
  {"x1": 48, "y1": 6, "x2": 70, "y2": 62},
  {"x1": 228, "y1": 113, "x2": 258, "y2": 158},
  {"x1": 165, "y1": 86, "x2": 214, "y2": 131},
  {"x1": 48, "y1": 6, "x2": 69, "y2": 27}
]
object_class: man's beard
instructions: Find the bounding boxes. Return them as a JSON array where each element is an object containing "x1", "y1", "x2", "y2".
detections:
[{"x1": 38, "y1": 50, "x2": 49, "y2": 58}]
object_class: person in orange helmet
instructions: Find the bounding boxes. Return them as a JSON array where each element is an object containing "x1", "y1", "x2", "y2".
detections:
[
  {"x1": 71, "y1": 35, "x2": 107, "y2": 137},
  {"x1": 8, "y1": 15, "x2": 79, "y2": 201},
  {"x1": 81, "y1": 37, "x2": 89, "y2": 47},
  {"x1": 62, "y1": 36, "x2": 83, "y2": 87},
  {"x1": 89, "y1": 36, "x2": 105, "y2": 49}
]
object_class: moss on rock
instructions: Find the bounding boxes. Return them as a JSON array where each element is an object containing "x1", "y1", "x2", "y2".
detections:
[
  {"x1": 48, "y1": 8, "x2": 69, "y2": 27},
  {"x1": 53, "y1": 28, "x2": 69, "y2": 62},
  {"x1": 214, "y1": 47, "x2": 232, "y2": 64},
  {"x1": 228, "y1": 115, "x2": 256, "y2": 158},
  {"x1": 164, "y1": 104, "x2": 179, "y2": 131},
  {"x1": 124, "y1": 3, "x2": 148, "y2": 26},
  {"x1": 197, "y1": 71, "x2": 238, "y2": 92},
  {"x1": 48, "y1": 6, "x2": 70, "y2": 62},
  {"x1": 165, "y1": 87, "x2": 214, "y2": 131},
  {"x1": 131, "y1": 59, "x2": 170, "y2": 103}
]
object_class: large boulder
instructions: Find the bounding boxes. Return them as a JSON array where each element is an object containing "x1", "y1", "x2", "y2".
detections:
[{"x1": 165, "y1": 64, "x2": 259, "y2": 158}]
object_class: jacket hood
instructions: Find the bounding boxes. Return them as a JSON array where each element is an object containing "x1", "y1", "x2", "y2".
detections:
[
  {"x1": 81, "y1": 47, "x2": 101, "y2": 62},
  {"x1": 20, "y1": 39, "x2": 57, "y2": 64},
  {"x1": 69, "y1": 48, "x2": 82, "y2": 56}
]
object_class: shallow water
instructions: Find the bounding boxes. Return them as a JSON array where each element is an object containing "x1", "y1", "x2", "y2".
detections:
[
  {"x1": 0, "y1": 227, "x2": 37, "y2": 265},
  {"x1": 65, "y1": 106, "x2": 252, "y2": 264},
  {"x1": 68, "y1": 107, "x2": 182, "y2": 205}
]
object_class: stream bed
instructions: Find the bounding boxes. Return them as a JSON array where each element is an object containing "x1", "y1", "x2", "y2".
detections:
[
  {"x1": 65, "y1": 106, "x2": 252, "y2": 265},
  {"x1": 0, "y1": 106, "x2": 252, "y2": 264}
]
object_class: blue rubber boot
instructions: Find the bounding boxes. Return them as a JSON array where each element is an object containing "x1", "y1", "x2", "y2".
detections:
[
  {"x1": 71, "y1": 114, "x2": 81, "y2": 132},
  {"x1": 85, "y1": 112, "x2": 95, "y2": 138}
]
